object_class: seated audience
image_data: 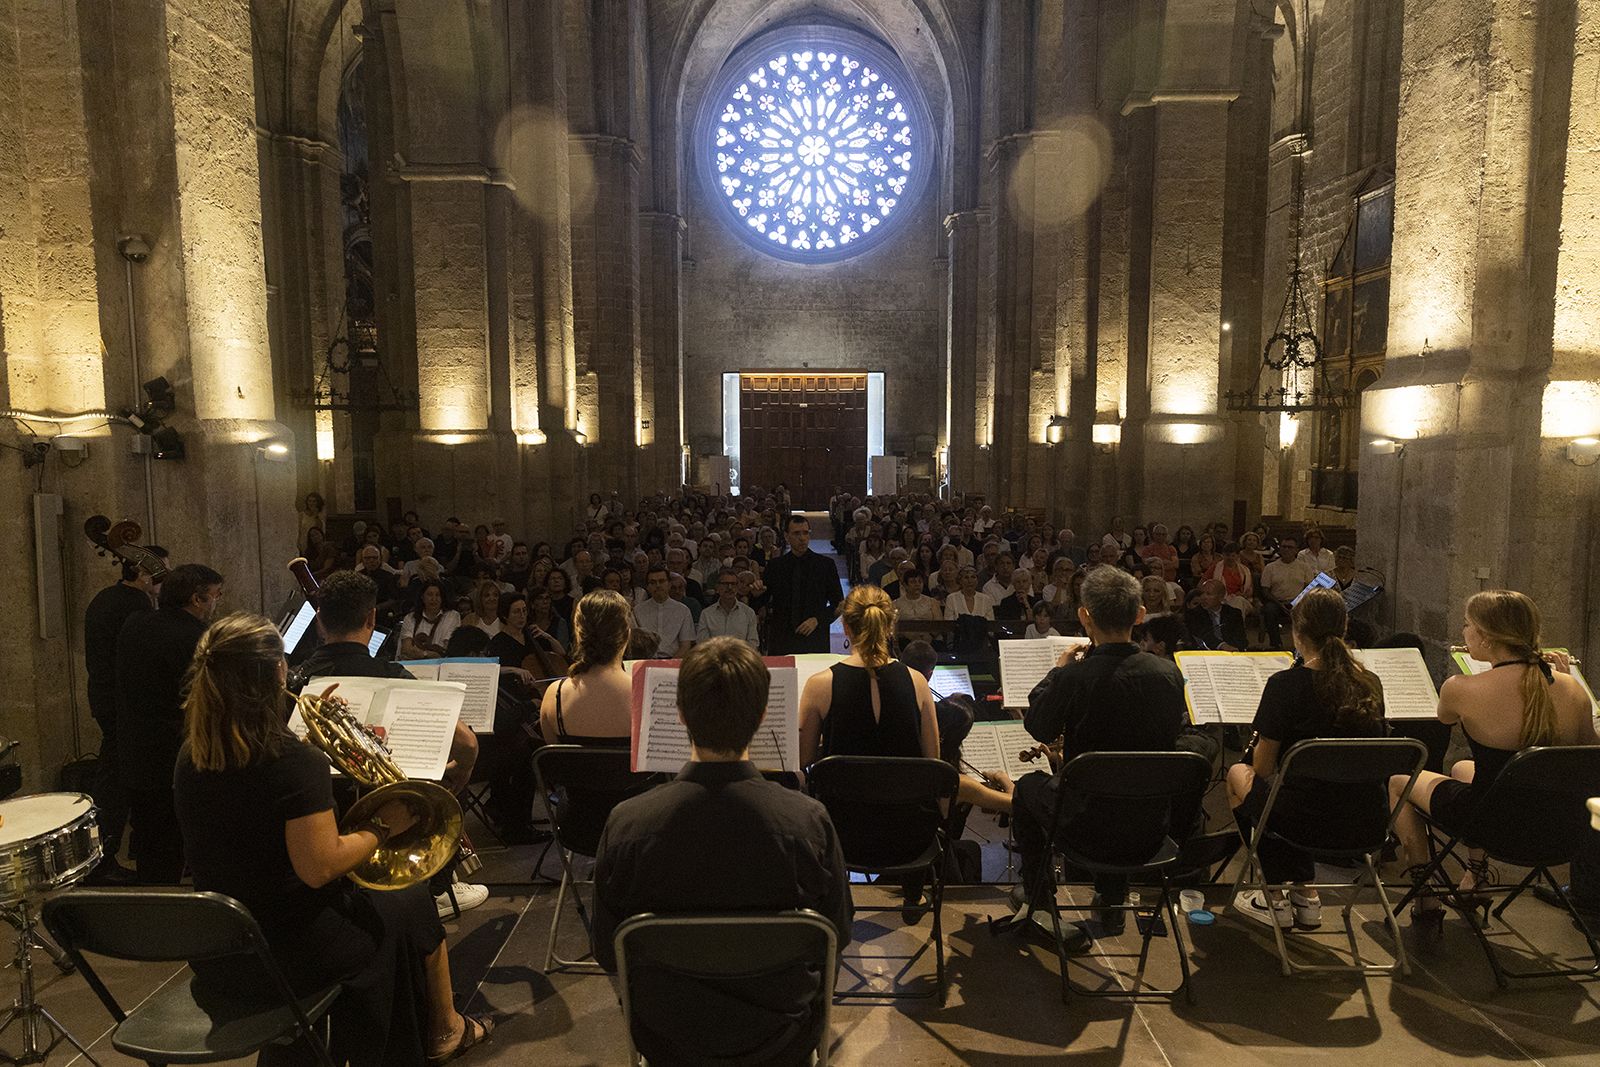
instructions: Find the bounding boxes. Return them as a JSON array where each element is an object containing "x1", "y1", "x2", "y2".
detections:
[
  {"x1": 1331, "y1": 544, "x2": 1359, "y2": 590},
  {"x1": 1298, "y1": 527, "x2": 1335, "y2": 573},
  {"x1": 697, "y1": 566, "x2": 760, "y2": 646},
  {"x1": 1024, "y1": 602, "x2": 1059, "y2": 640},
  {"x1": 1134, "y1": 614, "x2": 1188, "y2": 660},
  {"x1": 943, "y1": 566, "x2": 996, "y2": 621},
  {"x1": 1391, "y1": 590, "x2": 1599, "y2": 928},
  {"x1": 1140, "y1": 575, "x2": 1173, "y2": 618},
  {"x1": 1007, "y1": 567, "x2": 1187, "y2": 947},
  {"x1": 893, "y1": 569, "x2": 941, "y2": 623},
  {"x1": 591, "y1": 638, "x2": 852, "y2": 1061},
  {"x1": 398, "y1": 579, "x2": 459, "y2": 660},
  {"x1": 1185, "y1": 579, "x2": 1248, "y2": 651},
  {"x1": 1257, "y1": 534, "x2": 1315, "y2": 649},
  {"x1": 538, "y1": 589, "x2": 634, "y2": 746},
  {"x1": 633, "y1": 563, "x2": 695, "y2": 657},
  {"x1": 1226, "y1": 589, "x2": 1387, "y2": 929},
  {"x1": 993, "y1": 567, "x2": 1039, "y2": 621},
  {"x1": 462, "y1": 580, "x2": 503, "y2": 639},
  {"x1": 175, "y1": 613, "x2": 493, "y2": 1066},
  {"x1": 1209, "y1": 541, "x2": 1255, "y2": 615},
  {"x1": 526, "y1": 590, "x2": 571, "y2": 653}
]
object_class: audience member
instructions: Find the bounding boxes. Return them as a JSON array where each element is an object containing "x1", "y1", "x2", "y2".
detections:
[
  {"x1": 462, "y1": 580, "x2": 503, "y2": 639},
  {"x1": 1298, "y1": 527, "x2": 1335, "y2": 573},
  {"x1": 398, "y1": 579, "x2": 460, "y2": 660},
  {"x1": 697, "y1": 567, "x2": 760, "y2": 646},
  {"x1": 944, "y1": 566, "x2": 995, "y2": 621},
  {"x1": 633, "y1": 563, "x2": 695, "y2": 657},
  {"x1": 1024, "y1": 602, "x2": 1059, "y2": 640},
  {"x1": 1258, "y1": 534, "x2": 1316, "y2": 649},
  {"x1": 1185, "y1": 579, "x2": 1248, "y2": 651}
]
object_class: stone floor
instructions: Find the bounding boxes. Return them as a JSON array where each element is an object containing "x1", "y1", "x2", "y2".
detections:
[{"x1": 14, "y1": 808, "x2": 1600, "y2": 1066}]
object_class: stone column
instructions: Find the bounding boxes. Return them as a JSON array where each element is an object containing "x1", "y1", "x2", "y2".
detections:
[
  {"x1": 640, "y1": 211, "x2": 684, "y2": 494},
  {"x1": 944, "y1": 209, "x2": 985, "y2": 498},
  {"x1": 1139, "y1": 97, "x2": 1235, "y2": 529},
  {"x1": 1359, "y1": 0, "x2": 1565, "y2": 649}
]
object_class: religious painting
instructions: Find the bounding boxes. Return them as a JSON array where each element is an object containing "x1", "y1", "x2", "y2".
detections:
[
  {"x1": 1355, "y1": 188, "x2": 1395, "y2": 273},
  {"x1": 1352, "y1": 275, "x2": 1390, "y2": 359},
  {"x1": 1322, "y1": 283, "x2": 1351, "y2": 362}
]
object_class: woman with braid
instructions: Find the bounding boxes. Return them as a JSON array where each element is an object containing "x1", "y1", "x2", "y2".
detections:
[
  {"x1": 1391, "y1": 590, "x2": 1598, "y2": 931},
  {"x1": 1226, "y1": 588, "x2": 1389, "y2": 930}
]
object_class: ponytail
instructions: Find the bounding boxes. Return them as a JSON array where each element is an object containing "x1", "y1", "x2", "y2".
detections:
[
  {"x1": 841, "y1": 584, "x2": 896, "y2": 672},
  {"x1": 184, "y1": 614, "x2": 290, "y2": 772},
  {"x1": 1292, "y1": 589, "x2": 1383, "y2": 729},
  {"x1": 1466, "y1": 590, "x2": 1560, "y2": 747}
]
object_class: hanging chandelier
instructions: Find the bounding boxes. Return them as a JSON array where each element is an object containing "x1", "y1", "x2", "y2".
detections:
[{"x1": 1225, "y1": 138, "x2": 1349, "y2": 415}]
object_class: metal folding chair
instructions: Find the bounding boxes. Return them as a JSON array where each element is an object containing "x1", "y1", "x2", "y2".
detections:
[{"x1": 1229, "y1": 737, "x2": 1426, "y2": 977}]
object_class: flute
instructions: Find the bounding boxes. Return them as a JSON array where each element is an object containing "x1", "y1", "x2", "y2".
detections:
[{"x1": 1450, "y1": 646, "x2": 1582, "y2": 666}]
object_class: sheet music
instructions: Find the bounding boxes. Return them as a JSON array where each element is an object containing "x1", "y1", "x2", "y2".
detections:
[
  {"x1": 632, "y1": 662, "x2": 801, "y2": 773},
  {"x1": 1352, "y1": 648, "x2": 1439, "y2": 720},
  {"x1": 287, "y1": 677, "x2": 386, "y2": 736},
  {"x1": 1176, "y1": 653, "x2": 1292, "y2": 723},
  {"x1": 998, "y1": 636, "x2": 1090, "y2": 708},
  {"x1": 375, "y1": 684, "x2": 466, "y2": 780},
  {"x1": 430, "y1": 659, "x2": 500, "y2": 732},
  {"x1": 958, "y1": 721, "x2": 1043, "y2": 781},
  {"x1": 929, "y1": 665, "x2": 974, "y2": 700},
  {"x1": 793, "y1": 653, "x2": 843, "y2": 694}
]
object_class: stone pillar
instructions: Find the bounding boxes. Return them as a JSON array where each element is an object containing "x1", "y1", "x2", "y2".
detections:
[
  {"x1": 1140, "y1": 97, "x2": 1236, "y2": 529},
  {"x1": 944, "y1": 209, "x2": 985, "y2": 498},
  {"x1": 640, "y1": 211, "x2": 684, "y2": 494},
  {"x1": 1359, "y1": 0, "x2": 1564, "y2": 650},
  {"x1": 410, "y1": 181, "x2": 491, "y2": 433}
]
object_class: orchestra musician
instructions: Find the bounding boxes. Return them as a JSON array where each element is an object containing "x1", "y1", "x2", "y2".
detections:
[{"x1": 173, "y1": 613, "x2": 495, "y2": 1066}]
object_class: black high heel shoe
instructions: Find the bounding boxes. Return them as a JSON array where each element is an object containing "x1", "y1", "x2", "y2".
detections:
[
  {"x1": 1404, "y1": 863, "x2": 1445, "y2": 937},
  {"x1": 1446, "y1": 858, "x2": 1496, "y2": 925}
]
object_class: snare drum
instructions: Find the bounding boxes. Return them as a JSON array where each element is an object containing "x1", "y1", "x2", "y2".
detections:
[{"x1": 0, "y1": 792, "x2": 101, "y2": 904}]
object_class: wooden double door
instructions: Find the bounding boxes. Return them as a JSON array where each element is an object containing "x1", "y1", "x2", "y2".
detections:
[{"x1": 739, "y1": 373, "x2": 867, "y2": 509}]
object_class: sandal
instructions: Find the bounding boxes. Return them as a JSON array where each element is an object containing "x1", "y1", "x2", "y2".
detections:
[
  {"x1": 1403, "y1": 864, "x2": 1445, "y2": 935},
  {"x1": 427, "y1": 1012, "x2": 495, "y2": 1067},
  {"x1": 1447, "y1": 858, "x2": 1496, "y2": 914}
]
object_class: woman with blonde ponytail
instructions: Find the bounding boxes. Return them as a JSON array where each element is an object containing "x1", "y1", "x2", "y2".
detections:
[
  {"x1": 1225, "y1": 589, "x2": 1388, "y2": 930},
  {"x1": 1391, "y1": 590, "x2": 1597, "y2": 929},
  {"x1": 798, "y1": 584, "x2": 940, "y2": 767}
]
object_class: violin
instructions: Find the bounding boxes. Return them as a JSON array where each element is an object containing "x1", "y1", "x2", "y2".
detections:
[{"x1": 83, "y1": 516, "x2": 169, "y2": 582}]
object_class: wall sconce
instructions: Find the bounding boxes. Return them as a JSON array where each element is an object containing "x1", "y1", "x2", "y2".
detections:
[
  {"x1": 255, "y1": 441, "x2": 291, "y2": 462},
  {"x1": 1568, "y1": 437, "x2": 1600, "y2": 466},
  {"x1": 1045, "y1": 415, "x2": 1068, "y2": 445},
  {"x1": 1091, "y1": 423, "x2": 1121, "y2": 450},
  {"x1": 573, "y1": 428, "x2": 589, "y2": 446},
  {"x1": 1369, "y1": 437, "x2": 1405, "y2": 456},
  {"x1": 515, "y1": 429, "x2": 547, "y2": 445}
]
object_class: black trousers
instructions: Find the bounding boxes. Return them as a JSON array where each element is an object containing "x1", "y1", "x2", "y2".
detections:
[
  {"x1": 89, "y1": 709, "x2": 129, "y2": 855},
  {"x1": 128, "y1": 787, "x2": 185, "y2": 884},
  {"x1": 1012, "y1": 772, "x2": 1127, "y2": 909}
]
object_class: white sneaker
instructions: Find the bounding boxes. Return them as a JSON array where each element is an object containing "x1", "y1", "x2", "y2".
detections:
[
  {"x1": 1289, "y1": 891, "x2": 1323, "y2": 929},
  {"x1": 1232, "y1": 890, "x2": 1293, "y2": 929},
  {"x1": 436, "y1": 882, "x2": 489, "y2": 918}
]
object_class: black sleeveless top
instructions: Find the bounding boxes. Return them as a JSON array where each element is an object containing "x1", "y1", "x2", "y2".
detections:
[{"x1": 819, "y1": 661, "x2": 922, "y2": 759}]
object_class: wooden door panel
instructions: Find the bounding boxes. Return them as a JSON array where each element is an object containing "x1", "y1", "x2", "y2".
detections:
[{"x1": 740, "y1": 374, "x2": 869, "y2": 506}]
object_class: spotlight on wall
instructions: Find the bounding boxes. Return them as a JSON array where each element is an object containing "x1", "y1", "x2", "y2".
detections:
[
  {"x1": 1568, "y1": 437, "x2": 1600, "y2": 466},
  {"x1": 515, "y1": 429, "x2": 547, "y2": 445},
  {"x1": 143, "y1": 377, "x2": 176, "y2": 417},
  {"x1": 1369, "y1": 437, "x2": 1404, "y2": 456},
  {"x1": 255, "y1": 441, "x2": 290, "y2": 462},
  {"x1": 1045, "y1": 415, "x2": 1068, "y2": 446},
  {"x1": 149, "y1": 424, "x2": 186, "y2": 460},
  {"x1": 1091, "y1": 423, "x2": 1121, "y2": 449}
]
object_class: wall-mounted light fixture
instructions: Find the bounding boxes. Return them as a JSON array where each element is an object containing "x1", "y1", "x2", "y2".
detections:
[
  {"x1": 255, "y1": 441, "x2": 291, "y2": 461},
  {"x1": 1045, "y1": 415, "x2": 1068, "y2": 445},
  {"x1": 1369, "y1": 437, "x2": 1404, "y2": 456},
  {"x1": 1091, "y1": 423, "x2": 1121, "y2": 449},
  {"x1": 515, "y1": 429, "x2": 547, "y2": 445},
  {"x1": 1568, "y1": 437, "x2": 1600, "y2": 466}
]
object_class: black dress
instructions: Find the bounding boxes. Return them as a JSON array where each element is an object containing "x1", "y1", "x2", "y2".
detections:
[
  {"x1": 818, "y1": 661, "x2": 922, "y2": 758},
  {"x1": 1234, "y1": 664, "x2": 1388, "y2": 882},
  {"x1": 1428, "y1": 731, "x2": 1519, "y2": 843},
  {"x1": 174, "y1": 740, "x2": 444, "y2": 1067}
]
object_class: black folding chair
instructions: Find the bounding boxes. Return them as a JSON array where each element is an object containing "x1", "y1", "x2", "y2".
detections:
[
  {"x1": 1001, "y1": 751, "x2": 1212, "y2": 1004},
  {"x1": 532, "y1": 745, "x2": 667, "y2": 973},
  {"x1": 1391, "y1": 745, "x2": 1600, "y2": 988},
  {"x1": 1227, "y1": 737, "x2": 1426, "y2": 977},
  {"x1": 41, "y1": 890, "x2": 340, "y2": 1067},
  {"x1": 614, "y1": 911, "x2": 839, "y2": 1067},
  {"x1": 807, "y1": 756, "x2": 959, "y2": 1004}
]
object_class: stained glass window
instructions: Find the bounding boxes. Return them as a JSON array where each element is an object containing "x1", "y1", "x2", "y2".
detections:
[{"x1": 701, "y1": 29, "x2": 930, "y2": 263}]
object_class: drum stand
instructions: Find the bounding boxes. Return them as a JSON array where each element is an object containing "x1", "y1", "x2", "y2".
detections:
[
  {"x1": 0, "y1": 900, "x2": 100, "y2": 1066},
  {"x1": 0, "y1": 906, "x2": 72, "y2": 975}
]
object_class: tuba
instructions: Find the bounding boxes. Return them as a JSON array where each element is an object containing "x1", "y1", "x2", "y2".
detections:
[{"x1": 294, "y1": 690, "x2": 463, "y2": 890}]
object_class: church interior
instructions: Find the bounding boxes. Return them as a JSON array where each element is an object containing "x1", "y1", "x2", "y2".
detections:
[{"x1": 4, "y1": 0, "x2": 1600, "y2": 1063}]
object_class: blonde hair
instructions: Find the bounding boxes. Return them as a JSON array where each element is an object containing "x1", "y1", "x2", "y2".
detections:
[
  {"x1": 1466, "y1": 590, "x2": 1559, "y2": 747},
  {"x1": 469, "y1": 579, "x2": 501, "y2": 621},
  {"x1": 570, "y1": 589, "x2": 633, "y2": 676},
  {"x1": 184, "y1": 613, "x2": 291, "y2": 772},
  {"x1": 841, "y1": 584, "x2": 896, "y2": 671}
]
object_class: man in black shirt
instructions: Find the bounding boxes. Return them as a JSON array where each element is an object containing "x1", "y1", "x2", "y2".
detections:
[
  {"x1": 82, "y1": 550, "x2": 166, "y2": 881},
  {"x1": 1184, "y1": 579, "x2": 1248, "y2": 651},
  {"x1": 759, "y1": 514, "x2": 843, "y2": 654},
  {"x1": 1011, "y1": 567, "x2": 1187, "y2": 945},
  {"x1": 115, "y1": 562, "x2": 223, "y2": 883},
  {"x1": 593, "y1": 638, "x2": 851, "y2": 1061}
]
